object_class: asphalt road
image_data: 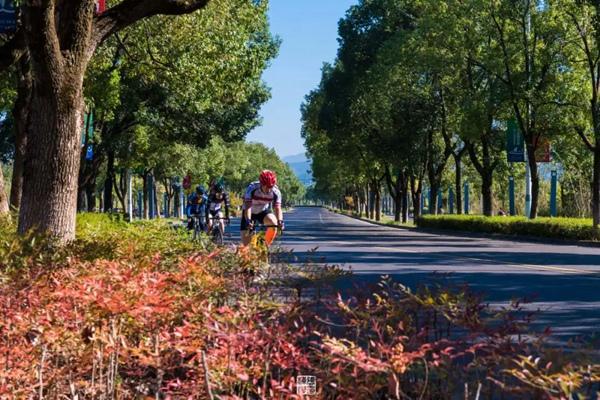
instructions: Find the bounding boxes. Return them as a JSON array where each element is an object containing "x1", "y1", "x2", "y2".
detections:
[{"x1": 272, "y1": 206, "x2": 600, "y2": 344}]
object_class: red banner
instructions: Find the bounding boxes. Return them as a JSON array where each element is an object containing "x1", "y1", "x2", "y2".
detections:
[
  {"x1": 96, "y1": 0, "x2": 106, "y2": 14},
  {"x1": 182, "y1": 175, "x2": 192, "y2": 190},
  {"x1": 534, "y1": 137, "x2": 552, "y2": 163}
]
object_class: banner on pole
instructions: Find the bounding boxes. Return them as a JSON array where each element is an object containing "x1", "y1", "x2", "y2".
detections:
[
  {"x1": 85, "y1": 145, "x2": 94, "y2": 161},
  {"x1": 0, "y1": 0, "x2": 16, "y2": 33},
  {"x1": 507, "y1": 119, "x2": 525, "y2": 162},
  {"x1": 81, "y1": 112, "x2": 94, "y2": 146},
  {"x1": 534, "y1": 137, "x2": 552, "y2": 163},
  {"x1": 96, "y1": 0, "x2": 106, "y2": 14}
]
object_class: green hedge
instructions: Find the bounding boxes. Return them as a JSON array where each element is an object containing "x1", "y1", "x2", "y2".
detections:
[{"x1": 416, "y1": 215, "x2": 600, "y2": 242}]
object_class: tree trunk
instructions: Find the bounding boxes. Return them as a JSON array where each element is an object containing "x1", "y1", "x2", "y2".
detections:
[
  {"x1": 103, "y1": 150, "x2": 115, "y2": 212},
  {"x1": 410, "y1": 176, "x2": 422, "y2": 221},
  {"x1": 163, "y1": 179, "x2": 173, "y2": 219},
  {"x1": 454, "y1": 153, "x2": 463, "y2": 215},
  {"x1": 86, "y1": 185, "x2": 96, "y2": 212},
  {"x1": 429, "y1": 182, "x2": 440, "y2": 215},
  {"x1": 10, "y1": 56, "x2": 32, "y2": 211},
  {"x1": 153, "y1": 179, "x2": 160, "y2": 218},
  {"x1": 468, "y1": 137, "x2": 498, "y2": 217},
  {"x1": 374, "y1": 183, "x2": 381, "y2": 221},
  {"x1": 394, "y1": 194, "x2": 402, "y2": 222},
  {"x1": 412, "y1": 191, "x2": 421, "y2": 221},
  {"x1": 0, "y1": 163, "x2": 9, "y2": 214},
  {"x1": 402, "y1": 188, "x2": 409, "y2": 223},
  {"x1": 593, "y1": 148, "x2": 600, "y2": 228},
  {"x1": 366, "y1": 185, "x2": 373, "y2": 219},
  {"x1": 18, "y1": 81, "x2": 84, "y2": 239},
  {"x1": 482, "y1": 172, "x2": 493, "y2": 217},
  {"x1": 527, "y1": 145, "x2": 540, "y2": 219},
  {"x1": 143, "y1": 173, "x2": 149, "y2": 219}
]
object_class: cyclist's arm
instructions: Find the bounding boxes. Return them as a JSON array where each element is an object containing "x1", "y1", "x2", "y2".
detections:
[
  {"x1": 205, "y1": 197, "x2": 211, "y2": 220},
  {"x1": 274, "y1": 204, "x2": 283, "y2": 222},
  {"x1": 273, "y1": 188, "x2": 283, "y2": 223},
  {"x1": 243, "y1": 185, "x2": 254, "y2": 223}
]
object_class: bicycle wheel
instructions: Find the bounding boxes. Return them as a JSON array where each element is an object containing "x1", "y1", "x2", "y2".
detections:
[
  {"x1": 212, "y1": 226, "x2": 224, "y2": 245},
  {"x1": 193, "y1": 218, "x2": 202, "y2": 241}
]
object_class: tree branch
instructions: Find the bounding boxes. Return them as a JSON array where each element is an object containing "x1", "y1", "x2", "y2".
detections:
[
  {"x1": 93, "y1": 0, "x2": 211, "y2": 46},
  {"x1": 575, "y1": 126, "x2": 597, "y2": 152},
  {"x1": 24, "y1": 0, "x2": 64, "y2": 88}
]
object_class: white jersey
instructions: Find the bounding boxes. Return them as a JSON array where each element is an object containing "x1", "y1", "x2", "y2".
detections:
[{"x1": 243, "y1": 181, "x2": 282, "y2": 214}]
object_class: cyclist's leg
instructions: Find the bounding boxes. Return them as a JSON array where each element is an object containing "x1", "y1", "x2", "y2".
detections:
[
  {"x1": 261, "y1": 212, "x2": 278, "y2": 246},
  {"x1": 207, "y1": 210, "x2": 215, "y2": 233},
  {"x1": 240, "y1": 213, "x2": 252, "y2": 245},
  {"x1": 217, "y1": 210, "x2": 225, "y2": 235}
]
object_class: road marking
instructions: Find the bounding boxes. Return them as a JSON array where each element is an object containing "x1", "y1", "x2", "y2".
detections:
[
  {"x1": 457, "y1": 255, "x2": 598, "y2": 275},
  {"x1": 370, "y1": 246, "x2": 597, "y2": 275},
  {"x1": 323, "y1": 208, "x2": 600, "y2": 275}
]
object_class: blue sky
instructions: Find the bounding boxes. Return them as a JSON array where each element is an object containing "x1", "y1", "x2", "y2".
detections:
[{"x1": 246, "y1": 0, "x2": 358, "y2": 158}]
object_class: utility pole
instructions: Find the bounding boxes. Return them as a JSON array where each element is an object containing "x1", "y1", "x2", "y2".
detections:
[
  {"x1": 127, "y1": 170, "x2": 133, "y2": 222},
  {"x1": 525, "y1": 0, "x2": 533, "y2": 218}
]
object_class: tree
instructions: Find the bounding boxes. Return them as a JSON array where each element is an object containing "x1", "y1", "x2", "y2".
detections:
[
  {"x1": 0, "y1": 164, "x2": 8, "y2": 214},
  {"x1": 0, "y1": 0, "x2": 217, "y2": 241},
  {"x1": 562, "y1": 0, "x2": 600, "y2": 227},
  {"x1": 482, "y1": 0, "x2": 571, "y2": 218}
]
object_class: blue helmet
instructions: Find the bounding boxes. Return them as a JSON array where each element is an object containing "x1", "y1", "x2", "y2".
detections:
[
  {"x1": 215, "y1": 181, "x2": 225, "y2": 192},
  {"x1": 196, "y1": 185, "x2": 206, "y2": 194}
]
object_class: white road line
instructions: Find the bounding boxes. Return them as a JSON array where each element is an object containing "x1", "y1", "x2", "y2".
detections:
[
  {"x1": 370, "y1": 247, "x2": 597, "y2": 275},
  {"x1": 325, "y1": 209, "x2": 599, "y2": 275}
]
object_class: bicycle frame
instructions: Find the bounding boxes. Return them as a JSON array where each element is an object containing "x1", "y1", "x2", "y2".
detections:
[
  {"x1": 190, "y1": 214, "x2": 206, "y2": 240},
  {"x1": 247, "y1": 223, "x2": 280, "y2": 248},
  {"x1": 209, "y1": 216, "x2": 228, "y2": 245}
]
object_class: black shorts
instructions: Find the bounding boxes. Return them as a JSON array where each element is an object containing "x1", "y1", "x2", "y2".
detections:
[
  {"x1": 240, "y1": 210, "x2": 272, "y2": 231},
  {"x1": 209, "y1": 209, "x2": 223, "y2": 217}
]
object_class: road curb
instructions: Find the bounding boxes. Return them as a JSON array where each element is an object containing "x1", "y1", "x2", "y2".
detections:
[{"x1": 324, "y1": 207, "x2": 600, "y2": 249}]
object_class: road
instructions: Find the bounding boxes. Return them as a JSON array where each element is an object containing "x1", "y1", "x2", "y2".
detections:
[{"x1": 271, "y1": 206, "x2": 600, "y2": 344}]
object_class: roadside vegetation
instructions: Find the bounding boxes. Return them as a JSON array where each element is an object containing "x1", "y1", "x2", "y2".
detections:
[
  {"x1": 1, "y1": 215, "x2": 600, "y2": 398},
  {"x1": 417, "y1": 215, "x2": 600, "y2": 243},
  {"x1": 302, "y1": 0, "x2": 600, "y2": 232}
]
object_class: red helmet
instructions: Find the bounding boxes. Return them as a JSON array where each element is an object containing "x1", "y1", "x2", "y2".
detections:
[{"x1": 259, "y1": 170, "x2": 277, "y2": 188}]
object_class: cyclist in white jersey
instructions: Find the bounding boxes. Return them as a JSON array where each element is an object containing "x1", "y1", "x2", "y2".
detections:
[{"x1": 240, "y1": 170, "x2": 284, "y2": 245}]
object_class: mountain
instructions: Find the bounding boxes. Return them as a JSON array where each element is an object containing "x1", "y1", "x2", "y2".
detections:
[{"x1": 283, "y1": 153, "x2": 312, "y2": 186}]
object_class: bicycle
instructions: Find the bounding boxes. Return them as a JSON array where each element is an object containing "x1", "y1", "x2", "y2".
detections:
[
  {"x1": 208, "y1": 216, "x2": 229, "y2": 245},
  {"x1": 190, "y1": 214, "x2": 206, "y2": 241},
  {"x1": 247, "y1": 222, "x2": 282, "y2": 249}
]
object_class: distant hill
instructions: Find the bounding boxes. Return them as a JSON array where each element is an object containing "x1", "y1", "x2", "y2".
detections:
[{"x1": 283, "y1": 153, "x2": 312, "y2": 186}]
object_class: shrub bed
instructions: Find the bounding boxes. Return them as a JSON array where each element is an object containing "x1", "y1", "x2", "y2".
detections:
[
  {"x1": 416, "y1": 215, "x2": 600, "y2": 242},
  {"x1": 0, "y1": 213, "x2": 599, "y2": 398}
]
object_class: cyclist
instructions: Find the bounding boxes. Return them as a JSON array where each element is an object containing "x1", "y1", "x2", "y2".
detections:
[
  {"x1": 206, "y1": 180, "x2": 231, "y2": 239},
  {"x1": 186, "y1": 185, "x2": 208, "y2": 232},
  {"x1": 241, "y1": 170, "x2": 284, "y2": 246}
]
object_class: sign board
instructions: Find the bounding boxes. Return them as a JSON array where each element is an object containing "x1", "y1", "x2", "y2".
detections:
[
  {"x1": 534, "y1": 137, "x2": 552, "y2": 163},
  {"x1": 506, "y1": 119, "x2": 525, "y2": 162},
  {"x1": 96, "y1": 0, "x2": 106, "y2": 14},
  {"x1": 0, "y1": 0, "x2": 16, "y2": 34},
  {"x1": 85, "y1": 145, "x2": 94, "y2": 161},
  {"x1": 81, "y1": 112, "x2": 94, "y2": 146},
  {"x1": 182, "y1": 175, "x2": 192, "y2": 190}
]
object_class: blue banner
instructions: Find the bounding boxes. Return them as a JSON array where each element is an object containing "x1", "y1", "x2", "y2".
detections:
[
  {"x1": 0, "y1": 0, "x2": 16, "y2": 34},
  {"x1": 507, "y1": 119, "x2": 525, "y2": 162},
  {"x1": 85, "y1": 145, "x2": 94, "y2": 161}
]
